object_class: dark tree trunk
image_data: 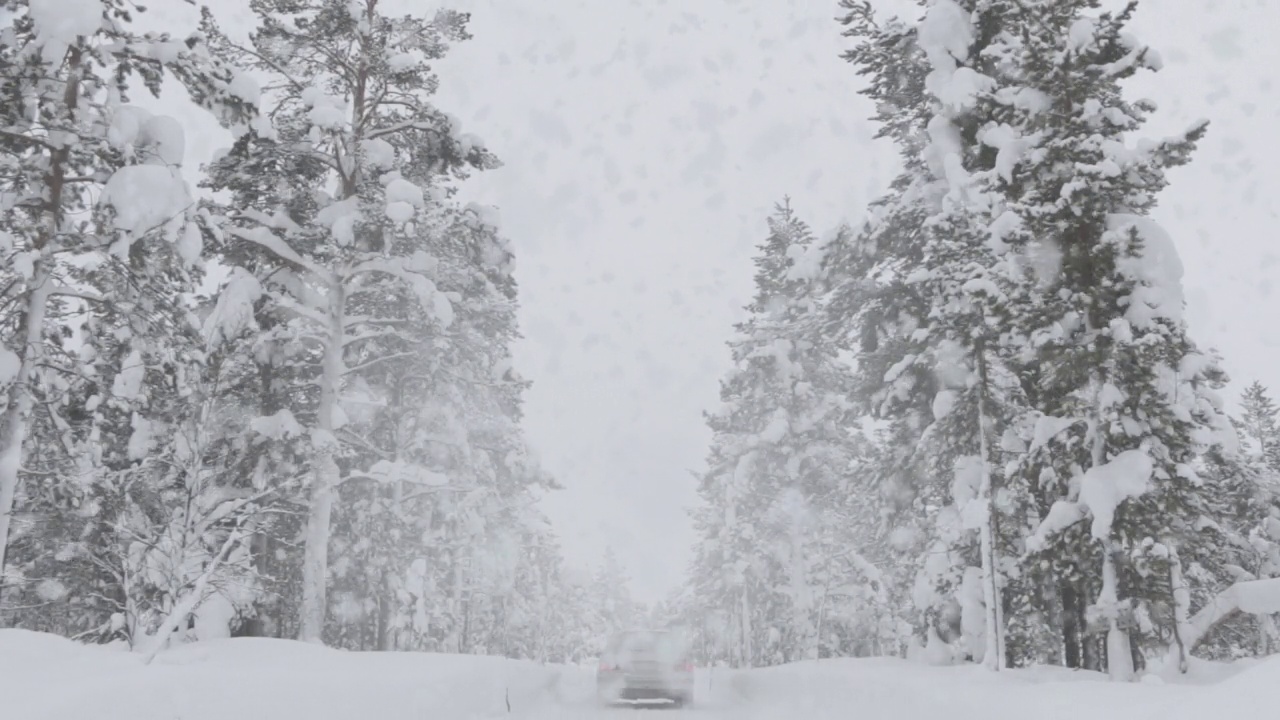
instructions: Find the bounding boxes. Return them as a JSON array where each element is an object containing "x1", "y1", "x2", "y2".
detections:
[
  {"x1": 1061, "y1": 583, "x2": 1082, "y2": 669},
  {"x1": 1082, "y1": 632, "x2": 1104, "y2": 672},
  {"x1": 236, "y1": 531, "x2": 274, "y2": 637},
  {"x1": 1129, "y1": 632, "x2": 1145, "y2": 674}
]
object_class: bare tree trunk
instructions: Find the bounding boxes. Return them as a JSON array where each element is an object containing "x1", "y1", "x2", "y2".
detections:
[
  {"x1": 0, "y1": 47, "x2": 83, "y2": 584},
  {"x1": 1168, "y1": 548, "x2": 1191, "y2": 673},
  {"x1": 1101, "y1": 542, "x2": 1133, "y2": 680},
  {"x1": 1085, "y1": 371, "x2": 1132, "y2": 682},
  {"x1": 0, "y1": 271, "x2": 50, "y2": 582},
  {"x1": 298, "y1": 281, "x2": 345, "y2": 643},
  {"x1": 975, "y1": 339, "x2": 1004, "y2": 670},
  {"x1": 1061, "y1": 581, "x2": 1082, "y2": 668}
]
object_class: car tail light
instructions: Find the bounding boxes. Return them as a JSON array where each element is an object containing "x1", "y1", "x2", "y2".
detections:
[
  {"x1": 599, "y1": 661, "x2": 616, "y2": 672},
  {"x1": 678, "y1": 661, "x2": 693, "y2": 672}
]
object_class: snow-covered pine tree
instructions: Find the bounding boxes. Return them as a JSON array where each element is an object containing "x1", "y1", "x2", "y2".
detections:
[
  {"x1": 1240, "y1": 382, "x2": 1280, "y2": 472},
  {"x1": 0, "y1": 0, "x2": 254, "y2": 628},
  {"x1": 829, "y1": 4, "x2": 959, "y2": 665},
  {"x1": 833, "y1": 0, "x2": 1043, "y2": 670},
  {"x1": 591, "y1": 546, "x2": 638, "y2": 635},
  {"x1": 979, "y1": 0, "x2": 1239, "y2": 678},
  {"x1": 1172, "y1": 383, "x2": 1280, "y2": 660},
  {"x1": 331, "y1": 202, "x2": 553, "y2": 654},
  {"x1": 691, "y1": 200, "x2": 864, "y2": 667},
  {"x1": 199, "y1": 0, "x2": 497, "y2": 643},
  {"x1": 411, "y1": 209, "x2": 554, "y2": 655}
]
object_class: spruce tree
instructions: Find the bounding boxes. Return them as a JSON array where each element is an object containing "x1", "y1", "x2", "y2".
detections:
[
  {"x1": 974, "y1": 0, "x2": 1237, "y2": 677},
  {"x1": 1240, "y1": 382, "x2": 1280, "y2": 471},
  {"x1": 833, "y1": 0, "x2": 1040, "y2": 669},
  {"x1": 832, "y1": 0, "x2": 1243, "y2": 676},
  {"x1": 691, "y1": 200, "x2": 864, "y2": 666}
]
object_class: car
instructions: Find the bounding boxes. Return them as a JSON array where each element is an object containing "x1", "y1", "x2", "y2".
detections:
[{"x1": 595, "y1": 628, "x2": 694, "y2": 708}]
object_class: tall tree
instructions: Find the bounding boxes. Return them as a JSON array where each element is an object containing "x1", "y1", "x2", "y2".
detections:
[
  {"x1": 0, "y1": 0, "x2": 253, "y2": 616},
  {"x1": 1240, "y1": 382, "x2": 1280, "y2": 472},
  {"x1": 691, "y1": 201, "x2": 869, "y2": 667},
  {"x1": 988, "y1": 0, "x2": 1235, "y2": 679},
  {"x1": 833, "y1": 0, "x2": 1035, "y2": 670},
  {"x1": 833, "y1": 0, "x2": 1243, "y2": 678},
  {"x1": 200, "y1": 0, "x2": 497, "y2": 642}
]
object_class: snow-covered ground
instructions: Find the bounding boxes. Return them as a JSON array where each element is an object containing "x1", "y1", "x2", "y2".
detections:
[{"x1": 1, "y1": 630, "x2": 1274, "y2": 720}]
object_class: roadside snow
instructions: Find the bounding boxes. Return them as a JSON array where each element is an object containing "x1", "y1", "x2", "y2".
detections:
[
  {"x1": 1, "y1": 630, "x2": 566, "y2": 720},
  {"x1": 0, "y1": 629, "x2": 1271, "y2": 720}
]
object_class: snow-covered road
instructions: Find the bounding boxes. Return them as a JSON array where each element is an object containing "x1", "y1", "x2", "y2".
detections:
[{"x1": 1, "y1": 630, "x2": 1275, "y2": 720}]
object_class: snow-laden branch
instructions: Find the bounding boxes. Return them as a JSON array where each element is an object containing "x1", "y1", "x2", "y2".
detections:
[
  {"x1": 0, "y1": 127, "x2": 59, "y2": 150},
  {"x1": 342, "y1": 351, "x2": 420, "y2": 376},
  {"x1": 339, "y1": 460, "x2": 449, "y2": 488},
  {"x1": 365, "y1": 119, "x2": 442, "y2": 141},
  {"x1": 141, "y1": 529, "x2": 244, "y2": 664},
  {"x1": 192, "y1": 487, "x2": 278, "y2": 539},
  {"x1": 1024, "y1": 500, "x2": 1087, "y2": 553},
  {"x1": 1183, "y1": 577, "x2": 1280, "y2": 652},
  {"x1": 401, "y1": 486, "x2": 477, "y2": 505},
  {"x1": 267, "y1": 289, "x2": 329, "y2": 328},
  {"x1": 342, "y1": 328, "x2": 415, "y2": 347},
  {"x1": 347, "y1": 256, "x2": 430, "y2": 284},
  {"x1": 347, "y1": 255, "x2": 452, "y2": 326},
  {"x1": 1023, "y1": 449, "x2": 1153, "y2": 552},
  {"x1": 47, "y1": 284, "x2": 105, "y2": 303},
  {"x1": 228, "y1": 225, "x2": 329, "y2": 280}
]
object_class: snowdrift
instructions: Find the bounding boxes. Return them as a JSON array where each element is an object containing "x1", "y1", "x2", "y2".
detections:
[
  {"x1": 1160, "y1": 654, "x2": 1280, "y2": 720},
  {"x1": 0, "y1": 630, "x2": 566, "y2": 720},
  {"x1": 714, "y1": 655, "x2": 1273, "y2": 720},
  {"x1": 721, "y1": 658, "x2": 1147, "y2": 720}
]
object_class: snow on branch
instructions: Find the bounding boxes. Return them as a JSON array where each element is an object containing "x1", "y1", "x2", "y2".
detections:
[
  {"x1": 1023, "y1": 449, "x2": 1153, "y2": 551},
  {"x1": 341, "y1": 460, "x2": 450, "y2": 487},
  {"x1": 1184, "y1": 577, "x2": 1280, "y2": 652},
  {"x1": 47, "y1": 283, "x2": 105, "y2": 304},
  {"x1": 347, "y1": 255, "x2": 453, "y2": 326},
  {"x1": 141, "y1": 529, "x2": 244, "y2": 664},
  {"x1": 1025, "y1": 500, "x2": 1087, "y2": 553},
  {"x1": 228, "y1": 225, "x2": 329, "y2": 279},
  {"x1": 202, "y1": 268, "x2": 264, "y2": 349},
  {"x1": 268, "y1": 289, "x2": 330, "y2": 328}
]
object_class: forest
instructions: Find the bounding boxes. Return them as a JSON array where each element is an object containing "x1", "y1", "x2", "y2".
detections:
[{"x1": 1, "y1": 0, "x2": 1278, "y2": 686}]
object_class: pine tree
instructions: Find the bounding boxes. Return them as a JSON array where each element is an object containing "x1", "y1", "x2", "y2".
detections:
[
  {"x1": 967, "y1": 0, "x2": 1237, "y2": 677},
  {"x1": 1240, "y1": 382, "x2": 1280, "y2": 471},
  {"x1": 832, "y1": 0, "x2": 1042, "y2": 670},
  {"x1": 691, "y1": 200, "x2": 867, "y2": 667},
  {"x1": 591, "y1": 547, "x2": 638, "y2": 634},
  {"x1": 832, "y1": 0, "x2": 1246, "y2": 677},
  {"x1": 200, "y1": 0, "x2": 497, "y2": 642},
  {"x1": 0, "y1": 0, "x2": 254, "y2": 628}
]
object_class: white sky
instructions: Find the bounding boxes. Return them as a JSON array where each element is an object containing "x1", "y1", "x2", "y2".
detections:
[{"x1": 149, "y1": 0, "x2": 1280, "y2": 603}]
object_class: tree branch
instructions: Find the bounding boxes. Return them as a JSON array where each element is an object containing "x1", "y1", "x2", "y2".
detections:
[{"x1": 342, "y1": 351, "x2": 419, "y2": 376}]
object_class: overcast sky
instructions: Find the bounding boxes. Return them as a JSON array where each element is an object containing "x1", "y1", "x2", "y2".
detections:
[{"x1": 152, "y1": 0, "x2": 1280, "y2": 603}]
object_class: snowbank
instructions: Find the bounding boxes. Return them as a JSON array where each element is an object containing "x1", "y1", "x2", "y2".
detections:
[
  {"x1": 702, "y1": 655, "x2": 1265, "y2": 720},
  {"x1": 1162, "y1": 655, "x2": 1279, "y2": 720},
  {"x1": 720, "y1": 658, "x2": 1171, "y2": 720},
  {"x1": 0, "y1": 630, "x2": 565, "y2": 720},
  {"x1": 2, "y1": 630, "x2": 1274, "y2": 719}
]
